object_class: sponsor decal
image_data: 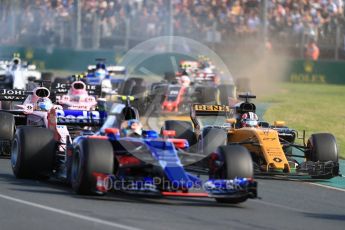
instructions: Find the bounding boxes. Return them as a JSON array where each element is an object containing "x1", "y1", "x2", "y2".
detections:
[
  {"x1": 193, "y1": 104, "x2": 230, "y2": 112},
  {"x1": 56, "y1": 110, "x2": 104, "y2": 124},
  {"x1": 289, "y1": 60, "x2": 326, "y2": 83},
  {"x1": 52, "y1": 82, "x2": 101, "y2": 95},
  {"x1": 273, "y1": 157, "x2": 283, "y2": 163}
]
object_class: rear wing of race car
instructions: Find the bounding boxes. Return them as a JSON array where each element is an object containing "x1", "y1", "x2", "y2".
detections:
[
  {"x1": 191, "y1": 104, "x2": 231, "y2": 117},
  {"x1": 51, "y1": 81, "x2": 101, "y2": 96},
  {"x1": 56, "y1": 110, "x2": 107, "y2": 126},
  {"x1": 190, "y1": 104, "x2": 232, "y2": 130},
  {"x1": 0, "y1": 89, "x2": 26, "y2": 101},
  {"x1": 107, "y1": 66, "x2": 126, "y2": 75}
]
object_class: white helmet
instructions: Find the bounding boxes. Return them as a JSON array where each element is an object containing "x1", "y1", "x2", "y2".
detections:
[{"x1": 179, "y1": 75, "x2": 191, "y2": 87}]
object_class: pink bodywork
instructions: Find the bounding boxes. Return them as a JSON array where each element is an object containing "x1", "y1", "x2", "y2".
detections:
[
  {"x1": 16, "y1": 86, "x2": 70, "y2": 148},
  {"x1": 57, "y1": 81, "x2": 97, "y2": 110}
]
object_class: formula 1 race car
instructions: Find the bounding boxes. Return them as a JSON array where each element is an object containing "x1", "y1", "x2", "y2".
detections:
[
  {"x1": 51, "y1": 79, "x2": 104, "y2": 111},
  {"x1": 144, "y1": 80, "x2": 235, "y2": 115},
  {"x1": 0, "y1": 56, "x2": 41, "y2": 90},
  {"x1": 72, "y1": 101, "x2": 257, "y2": 203},
  {"x1": 143, "y1": 57, "x2": 235, "y2": 115},
  {"x1": 9, "y1": 96, "x2": 257, "y2": 204},
  {"x1": 162, "y1": 97, "x2": 339, "y2": 179},
  {"x1": 83, "y1": 59, "x2": 128, "y2": 95},
  {"x1": 0, "y1": 86, "x2": 107, "y2": 157}
]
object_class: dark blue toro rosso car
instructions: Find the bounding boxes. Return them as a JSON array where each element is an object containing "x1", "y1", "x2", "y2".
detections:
[{"x1": 66, "y1": 100, "x2": 257, "y2": 204}]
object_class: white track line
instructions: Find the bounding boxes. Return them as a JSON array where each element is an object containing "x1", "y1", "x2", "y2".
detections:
[
  {"x1": 308, "y1": 183, "x2": 345, "y2": 192},
  {"x1": 0, "y1": 193, "x2": 143, "y2": 230}
]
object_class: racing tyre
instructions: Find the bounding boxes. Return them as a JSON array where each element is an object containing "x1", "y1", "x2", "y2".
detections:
[
  {"x1": 128, "y1": 77, "x2": 144, "y2": 87},
  {"x1": 11, "y1": 127, "x2": 55, "y2": 178},
  {"x1": 218, "y1": 84, "x2": 236, "y2": 105},
  {"x1": 71, "y1": 138, "x2": 114, "y2": 195},
  {"x1": 163, "y1": 120, "x2": 197, "y2": 147},
  {"x1": 202, "y1": 127, "x2": 227, "y2": 156},
  {"x1": 41, "y1": 72, "x2": 54, "y2": 82},
  {"x1": 195, "y1": 87, "x2": 219, "y2": 104},
  {"x1": 0, "y1": 112, "x2": 15, "y2": 156},
  {"x1": 0, "y1": 112, "x2": 15, "y2": 141},
  {"x1": 307, "y1": 133, "x2": 338, "y2": 162},
  {"x1": 164, "y1": 72, "x2": 176, "y2": 82},
  {"x1": 215, "y1": 145, "x2": 253, "y2": 204},
  {"x1": 0, "y1": 101, "x2": 12, "y2": 110},
  {"x1": 121, "y1": 79, "x2": 136, "y2": 95}
]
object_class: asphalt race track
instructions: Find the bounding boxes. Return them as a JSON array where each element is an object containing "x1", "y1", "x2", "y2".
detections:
[{"x1": 0, "y1": 158, "x2": 344, "y2": 230}]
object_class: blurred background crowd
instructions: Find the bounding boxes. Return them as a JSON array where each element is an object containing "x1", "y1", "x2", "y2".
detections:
[{"x1": 0, "y1": 0, "x2": 344, "y2": 59}]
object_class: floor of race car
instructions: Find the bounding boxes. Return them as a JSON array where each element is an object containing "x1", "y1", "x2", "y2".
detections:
[{"x1": 0, "y1": 158, "x2": 344, "y2": 230}]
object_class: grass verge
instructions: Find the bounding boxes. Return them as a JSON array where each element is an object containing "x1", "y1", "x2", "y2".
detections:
[{"x1": 260, "y1": 82, "x2": 345, "y2": 159}]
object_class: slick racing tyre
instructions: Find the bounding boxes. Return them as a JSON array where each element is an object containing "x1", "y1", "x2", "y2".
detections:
[
  {"x1": 41, "y1": 72, "x2": 54, "y2": 82},
  {"x1": 0, "y1": 101, "x2": 12, "y2": 110},
  {"x1": 71, "y1": 138, "x2": 114, "y2": 195},
  {"x1": 121, "y1": 79, "x2": 136, "y2": 95},
  {"x1": 0, "y1": 112, "x2": 15, "y2": 140},
  {"x1": 215, "y1": 145, "x2": 253, "y2": 204},
  {"x1": 307, "y1": 133, "x2": 338, "y2": 162},
  {"x1": 11, "y1": 127, "x2": 56, "y2": 178},
  {"x1": 195, "y1": 87, "x2": 219, "y2": 104},
  {"x1": 164, "y1": 72, "x2": 176, "y2": 83},
  {"x1": 0, "y1": 111, "x2": 15, "y2": 156},
  {"x1": 202, "y1": 127, "x2": 227, "y2": 156}
]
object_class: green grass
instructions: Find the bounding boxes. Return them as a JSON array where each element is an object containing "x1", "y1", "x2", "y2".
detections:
[{"x1": 260, "y1": 83, "x2": 345, "y2": 158}]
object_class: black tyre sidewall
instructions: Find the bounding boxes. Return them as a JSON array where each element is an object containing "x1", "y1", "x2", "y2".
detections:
[
  {"x1": 308, "y1": 133, "x2": 338, "y2": 162},
  {"x1": 218, "y1": 145, "x2": 253, "y2": 179},
  {"x1": 202, "y1": 127, "x2": 227, "y2": 156},
  {"x1": 71, "y1": 138, "x2": 114, "y2": 195},
  {"x1": 0, "y1": 111, "x2": 15, "y2": 140},
  {"x1": 11, "y1": 127, "x2": 55, "y2": 178}
]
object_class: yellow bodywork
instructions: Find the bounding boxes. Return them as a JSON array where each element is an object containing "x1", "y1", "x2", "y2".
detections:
[{"x1": 228, "y1": 127, "x2": 290, "y2": 172}]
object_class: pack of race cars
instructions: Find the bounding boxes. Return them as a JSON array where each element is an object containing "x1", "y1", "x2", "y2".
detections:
[{"x1": 0, "y1": 55, "x2": 340, "y2": 205}]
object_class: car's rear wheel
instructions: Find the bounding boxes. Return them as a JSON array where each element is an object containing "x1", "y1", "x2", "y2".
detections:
[
  {"x1": 195, "y1": 87, "x2": 219, "y2": 104},
  {"x1": 0, "y1": 101, "x2": 12, "y2": 110},
  {"x1": 71, "y1": 138, "x2": 114, "y2": 195},
  {"x1": 11, "y1": 127, "x2": 56, "y2": 178},
  {"x1": 202, "y1": 127, "x2": 227, "y2": 156},
  {"x1": 215, "y1": 145, "x2": 253, "y2": 204},
  {"x1": 121, "y1": 79, "x2": 136, "y2": 95},
  {"x1": 0, "y1": 111, "x2": 15, "y2": 156}
]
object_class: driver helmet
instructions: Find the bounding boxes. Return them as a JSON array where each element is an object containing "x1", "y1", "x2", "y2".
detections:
[
  {"x1": 241, "y1": 112, "x2": 258, "y2": 127},
  {"x1": 203, "y1": 67, "x2": 213, "y2": 74},
  {"x1": 94, "y1": 68, "x2": 107, "y2": 79},
  {"x1": 121, "y1": 119, "x2": 143, "y2": 137},
  {"x1": 179, "y1": 75, "x2": 191, "y2": 87},
  {"x1": 11, "y1": 57, "x2": 21, "y2": 70},
  {"x1": 69, "y1": 81, "x2": 87, "y2": 96},
  {"x1": 36, "y1": 97, "x2": 53, "y2": 111}
]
